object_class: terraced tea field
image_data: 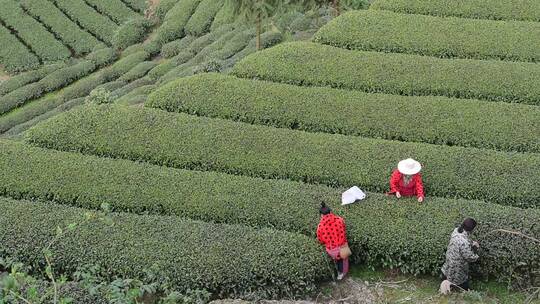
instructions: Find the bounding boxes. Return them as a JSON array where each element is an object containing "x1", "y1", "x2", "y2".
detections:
[{"x1": 0, "y1": 0, "x2": 539, "y2": 302}]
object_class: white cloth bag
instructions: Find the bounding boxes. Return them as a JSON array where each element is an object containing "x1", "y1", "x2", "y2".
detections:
[{"x1": 341, "y1": 186, "x2": 366, "y2": 205}]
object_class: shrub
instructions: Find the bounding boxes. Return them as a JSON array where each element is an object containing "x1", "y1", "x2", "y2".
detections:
[
  {"x1": 113, "y1": 17, "x2": 151, "y2": 50},
  {"x1": 0, "y1": 96, "x2": 63, "y2": 133},
  {"x1": 154, "y1": 0, "x2": 179, "y2": 22},
  {"x1": 110, "y1": 77, "x2": 154, "y2": 99},
  {"x1": 192, "y1": 59, "x2": 223, "y2": 74},
  {"x1": 62, "y1": 73, "x2": 107, "y2": 101},
  {"x1": 86, "y1": 47, "x2": 118, "y2": 67},
  {"x1": 371, "y1": 0, "x2": 540, "y2": 22},
  {"x1": 187, "y1": 25, "x2": 235, "y2": 54},
  {"x1": 38, "y1": 60, "x2": 96, "y2": 93},
  {"x1": 84, "y1": 0, "x2": 140, "y2": 24},
  {"x1": 147, "y1": 73, "x2": 540, "y2": 153},
  {"x1": 233, "y1": 42, "x2": 540, "y2": 105},
  {"x1": 118, "y1": 61, "x2": 158, "y2": 82},
  {"x1": 0, "y1": 196, "x2": 330, "y2": 298},
  {"x1": 314, "y1": 10, "x2": 540, "y2": 62},
  {"x1": 184, "y1": 0, "x2": 224, "y2": 37},
  {"x1": 147, "y1": 61, "x2": 176, "y2": 80},
  {"x1": 122, "y1": 43, "x2": 145, "y2": 56},
  {"x1": 121, "y1": 0, "x2": 147, "y2": 13},
  {"x1": 0, "y1": 63, "x2": 64, "y2": 96},
  {"x1": 0, "y1": 25, "x2": 39, "y2": 73},
  {"x1": 210, "y1": 29, "x2": 255, "y2": 60},
  {"x1": 93, "y1": 80, "x2": 127, "y2": 92},
  {"x1": 0, "y1": 140, "x2": 538, "y2": 285},
  {"x1": 116, "y1": 84, "x2": 156, "y2": 105},
  {"x1": 210, "y1": 1, "x2": 236, "y2": 31},
  {"x1": 171, "y1": 51, "x2": 195, "y2": 65},
  {"x1": 0, "y1": 0, "x2": 70, "y2": 62},
  {"x1": 142, "y1": 40, "x2": 162, "y2": 56},
  {"x1": 102, "y1": 51, "x2": 150, "y2": 81},
  {"x1": 155, "y1": 0, "x2": 202, "y2": 45},
  {"x1": 26, "y1": 105, "x2": 540, "y2": 208},
  {"x1": 85, "y1": 88, "x2": 113, "y2": 104},
  {"x1": 52, "y1": 0, "x2": 119, "y2": 45},
  {"x1": 290, "y1": 14, "x2": 313, "y2": 32},
  {"x1": 0, "y1": 83, "x2": 43, "y2": 115},
  {"x1": 161, "y1": 36, "x2": 197, "y2": 58},
  {"x1": 21, "y1": 0, "x2": 100, "y2": 56}
]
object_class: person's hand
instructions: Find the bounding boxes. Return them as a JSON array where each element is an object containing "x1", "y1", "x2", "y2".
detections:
[
  {"x1": 472, "y1": 241, "x2": 479, "y2": 248},
  {"x1": 418, "y1": 196, "x2": 424, "y2": 203},
  {"x1": 395, "y1": 192, "x2": 401, "y2": 198}
]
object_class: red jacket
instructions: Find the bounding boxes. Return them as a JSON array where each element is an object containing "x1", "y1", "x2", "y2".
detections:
[
  {"x1": 317, "y1": 213, "x2": 347, "y2": 251},
  {"x1": 389, "y1": 169, "x2": 424, "y2": 198}
]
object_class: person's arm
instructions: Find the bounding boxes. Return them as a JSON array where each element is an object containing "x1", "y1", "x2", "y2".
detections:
[
  {"x1": 316, "y1": 224, "x2": 325, "y2": 245},
  {"x1": 390, "y1": 170, "x2": 401, "y2": 193},
  {"x1": 415, "y1": 173, "x2": 425, "y2": 200},
  {"x1": 460, "y1": 240, "x2": 479, "y2": 262}
]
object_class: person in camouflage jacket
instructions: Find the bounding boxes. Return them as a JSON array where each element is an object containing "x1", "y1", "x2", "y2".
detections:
[{"x1": 441, "y1": 218, "x2": 479, "y2": 291}]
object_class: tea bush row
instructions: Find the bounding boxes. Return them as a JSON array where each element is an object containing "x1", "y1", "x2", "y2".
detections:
[
  {"x1": 232, "y1": 42, "x2": 540, "y2": 105},
  {"x1": 314, "y1": 10, "x2": 540, "y2": 62},
  {"x1": 155, "y1": 0, "x2": 202, "y2": 45},
  {"x1": 0, "y1": 48, "x2": 117, "y2": 115},
  {"x1": 371, "y1": 0, "x2": 540, "y2": 22},
  {"x1": 84, "y1": 0, "x2": 140, "y2": 24},
  {"x1": 0, "y1": 140, "x2": 538, "y2": 285},
  {"x1": 147, "y1": 73, "x2": 540, "y2": 153},
  {"x1": 52, "y1": 0, "x2": 118, "y2": 45},
  {"x1": 0, "y1": 63, "x2": 64, "y2": 96},
  {"x1": 0, "y1": 24, "x2": 39, "y2": 73},
  {"x1": 0, "y1": 0, "x2": 70, "y2": 62},
  {"x1": 25, "y1": 105, "x2": 540, "y2": 208},
  {"x1": 21, "y1": 0, "x2": 101, "y2": 56},
  {"x1": 120, "y1": 0, "x2": 147, "y2": 13},
  {"x1": 0, "y1": 196, "x2": 329, "y2": 299},
  {"x1": 185, "y1": 0, "x2": 224, "y2": 37}
]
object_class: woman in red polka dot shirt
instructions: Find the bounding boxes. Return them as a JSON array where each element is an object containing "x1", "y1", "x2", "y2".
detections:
[{"x1": 317, "y1": 203, "x2": 349, "y2": 280}]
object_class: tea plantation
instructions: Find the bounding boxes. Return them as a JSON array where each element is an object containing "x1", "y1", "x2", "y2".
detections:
[{"x1": 0, "y1": 0, "x2": 539, "y2": 302}]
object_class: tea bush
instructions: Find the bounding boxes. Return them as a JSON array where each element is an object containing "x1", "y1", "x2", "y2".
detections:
[
  {"x1": 185, "y1": 0, "x2": 224, "y2": 37},
  {"x1": 0, "y1": 0, "x2": 70, "y2": 62},
  {"x1": 148, "y1": 73, "x2": 540, "y2": 153},
  {"x1": 233, "y1": 42, "x2": 540, "y2": 105},
  {"x1": 0, "y1": 25, "x2": 39, "y2": 73},
  {"x1": 314, "y1": 10, "x2": 540, "y2": 62},
  {"x1": 52, "y1": 0, "x2": 118, "y2": 45},
  {"x1": 118, "y1": 61, "x2": 158, "y2": 82},
  {"x1": 25, "y1": 105, "x2": 540, "y2": 208},
  {"x1": 155, "y1": 0, "x2": 202, "y2": 45},
  {"x1": 0, "y1": 64, "x2": 64, "y2": 97},
  {"x1": 0, "y1": 197, "x2": 330, "y2": 299},
  {"x1": 371, "y1": 0, "x2": 540, "y2": 22},
  {"x1": 0, "y1": 140, "x2": 538, "y2": 285},
  {"x1": 84, "y1": 0, "x2": 140, "y2": 24},
  {"x1": 161, "y1": 36, "x2": 196, "y2": 58},
  {"x1": 21, "y1": 0, "x2": 101, "y2": 56},
  {"x1": 113, "y1": 17, "x2": 151, "y2": 50}
]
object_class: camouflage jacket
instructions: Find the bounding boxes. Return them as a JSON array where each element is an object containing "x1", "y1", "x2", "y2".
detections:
[{"x1": 441, "y1": 228, "x2": 479, "y2": 285}]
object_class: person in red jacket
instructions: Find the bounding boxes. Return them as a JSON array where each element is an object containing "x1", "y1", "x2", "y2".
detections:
[
  {"x1": 388, "y1": 158, "x2": 425, "y2": 203},
  {"x1": 317, "y1": 203, "x2": 349, "y2": 280}
]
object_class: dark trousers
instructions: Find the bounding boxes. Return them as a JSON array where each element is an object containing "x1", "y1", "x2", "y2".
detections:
[
  {"x1": 336, "y1": 259, "x2": 344, "y2": 273},
  {"x1": 442, "y1": 274, "x2": 470, "y2": 291}
]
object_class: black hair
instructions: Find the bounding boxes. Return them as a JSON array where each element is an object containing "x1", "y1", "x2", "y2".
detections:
[
  {"x1": 319, "y1": 202, "x2": 331, "y2": 215},
  {"x1": 458, "y1": 218, "x2": 477, "y2": 233}
]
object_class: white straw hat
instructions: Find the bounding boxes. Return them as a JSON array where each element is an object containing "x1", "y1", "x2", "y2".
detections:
[{"x1": 397, "y1": 158, "x2": 422, "y2": 175}]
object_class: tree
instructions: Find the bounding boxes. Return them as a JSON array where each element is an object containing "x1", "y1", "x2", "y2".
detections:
[{"x1": 226, "y1": 0, "x2": 285, "y2": 51}]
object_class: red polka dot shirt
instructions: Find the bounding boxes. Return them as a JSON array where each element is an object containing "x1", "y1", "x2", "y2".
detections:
[{"x1": 317, "y1": 213, "x2": 347, "y2": 250}]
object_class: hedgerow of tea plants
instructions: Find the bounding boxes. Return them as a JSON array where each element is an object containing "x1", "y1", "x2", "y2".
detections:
[
  {"x1": 314, "y1": 10, "x2": 540, "y2": 62},
  {"x1": 52, "y1": 0, "x2": 119, "y2": 45},
  {"x1": 25, "y1": 105, "x2": 540, "y2": 208},
  {"x1": 161, "y1": 36, "x2": 196, "y2": 58},
  {"x1": 84, "y1": 0, "x2": 140, "y2": 24},
  {"x1": 147, "y1": 73, "x2": 540, "y2": 153},
  {"x1": 118, "y1": 61, "x2": 157, "y2": 82},
  {"x1": 0, "y1": 197, "x2": 330, "y2": 299},
  {"x1": 0, "y1": 140, "x2": 538, "y2": 286},
  {"x1": 113, "y1": 17, "x2": 151, "y2": 50},
  {"x1": 0, "y1": 63, "x2": 64, "y2": 96},
  {"x1": 370, "y1": 0, "x2": 540, "y2": 22},
  {"x1": 184, "y1": 0, "x2": 224, "y2": 37},
  {"x1": 232, "y1": 42, "x2": 540, "y2": 105},
  {"x1": 0, "y1": 25, "x2": 39, "y2": 73},
  {"x1": 0, "y1": 0, "x2": 70, "y2": 62},
  {"x1": 21, "y1": 0, "x2": 101, "y2": 56},
  {"x1": 155, "y1": 0, "x2": 202, "y2": 45},
  {"x1": 0, "y1": 96, "x2": 64, "y2": 133}
]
